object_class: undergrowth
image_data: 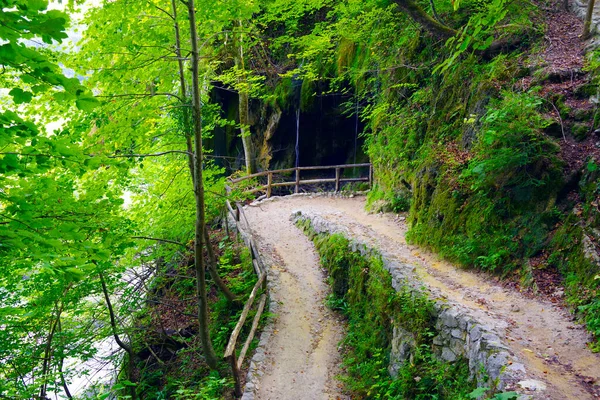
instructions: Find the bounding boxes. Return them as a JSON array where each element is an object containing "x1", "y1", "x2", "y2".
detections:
[{"x1": 120, "y1": 230, "x2": 262, "y2": 399}]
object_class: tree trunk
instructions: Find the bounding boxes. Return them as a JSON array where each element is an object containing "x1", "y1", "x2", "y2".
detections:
[
  {"x1": 583, "y1": 0, "x2": 596, "y2": 39},
  {"x1": 172, "y1": 0, "x2": 236, "y2": 309},
  {"x1": 57, "y1": 319, "x2": 73, "y2": 399},
  {"x1": 236, "y1": 21, "x2": 255, "y2": 174},
  {"x1": 39, "y1": 303, "x2": 62, "y2": 400},
  {"x1": 170, "y1": 0, "x2": 195, "y2": 184},
  {"x1": 186, "y1": 0, "x2": 219, "y2": 369},
  {"x1": 99, "y1": 273, "x2": 136, "y2": 400},
  {"x1": 393, "y1": 0, "x2": 457, "y2": 39},
  {"x1": 239, "y1": 91, "x2": 254, "y2": 174}
]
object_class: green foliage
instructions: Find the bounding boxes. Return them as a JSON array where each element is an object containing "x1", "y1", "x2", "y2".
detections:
[
  {"x1": 548, "y1": 186, "x2": 600, "y2": 348},
  {"x1": 404, "y1": 89, "x2": 563, "y2": 273},
  {"x1": 462, "y1": 91, "x2": 561, "y2": 197},
  {"x1": 467, "y1": 387, "x2": 519, "y2": 400}
]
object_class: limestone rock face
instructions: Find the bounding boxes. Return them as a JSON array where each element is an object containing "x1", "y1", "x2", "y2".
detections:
[{"x1": 389, "y1": 326, "x2": 416, "y2": 377}]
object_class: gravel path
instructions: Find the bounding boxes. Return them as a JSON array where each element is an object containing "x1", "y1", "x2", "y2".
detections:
[{"x1": 244, "y1": 194, "x2": 600, "y2": 399}]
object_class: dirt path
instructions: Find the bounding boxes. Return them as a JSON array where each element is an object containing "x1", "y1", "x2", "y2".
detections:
[
  {"x1": 244, "y1": 198, "x2": 348, "y2": 400},
  {"x1": 245, "y1": 194, "x2": 600, "y2": 399}
]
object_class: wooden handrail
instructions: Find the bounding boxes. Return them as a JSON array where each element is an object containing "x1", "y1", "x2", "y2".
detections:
[
  {"x1": 224, "y1": 273, "x2": 266, "y2": 359},
  {"x1": 229, "y1": 163, "x2": 371, "y2": 184},
  {"x1": 228, "y1": 163, "x2": 372, "y2": 199},
  {"x1": 223, "y1": 202, "x2": 268, "y2": 398},
  {"x1": 237, "y1": 294, "x2": 267, "y2": 369}
]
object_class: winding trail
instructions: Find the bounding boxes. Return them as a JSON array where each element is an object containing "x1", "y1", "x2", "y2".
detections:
[{"x1": 244, "y1": 194, "x2": 600, "y2": 399}]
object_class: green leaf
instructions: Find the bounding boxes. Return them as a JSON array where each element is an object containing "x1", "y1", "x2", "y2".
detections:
[
  {"x1": 476, "y1": 35, "x2": 494, "y2": 50},
  {"x1": 467, "y1": 387, "x2": 488, "y2": 399},
  {"x1": 54, "y1": 91, "x2": 76, "y2": 103},
  {"x1": 0, "y1": 306, "x2": 25, "y2": 317},
  {"x1": 1, "y1": 154, "x2": 20, "y2": 170},
  {"x1": 76, "y1": 95, "x2": 100, "y2": 112},
  {"x1": 9, "y1": 88, "x2": 34, "y2": 104},
  {"x1": 65, "y1": 267, "x2": 86, "y2": 280},
  {"x1": 458, "y1": 36, "x2": 471, "y2": 51},
  {"x1": 27, "y1": 0, "x2": 48, "y2": 11},
  {"x1": 587, "y1": 159, "x2": 598, "y2": 172},
  {"x1": 493, "y1": 392, "x2": 519, "y2": 400}
]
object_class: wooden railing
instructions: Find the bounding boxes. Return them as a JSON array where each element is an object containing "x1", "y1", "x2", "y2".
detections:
[
  {"x1": 222, "y1": 162, "x2": 372, "y2": 397},
  {"x1": 223, "y1": 199, "x2": 267, "y2": 397},
  {"x1": 228, "y1": 163, "x2": 373, "y2": 197}
]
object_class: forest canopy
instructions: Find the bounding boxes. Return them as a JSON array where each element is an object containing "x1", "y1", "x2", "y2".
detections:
[{"x1": 1, "y1": 0, "x2": 599, "y2": 398}]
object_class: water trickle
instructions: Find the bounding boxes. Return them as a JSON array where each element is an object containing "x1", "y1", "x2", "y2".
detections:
[{"x1": 295, "y1": 108, "x2": 300, "y2": 169}]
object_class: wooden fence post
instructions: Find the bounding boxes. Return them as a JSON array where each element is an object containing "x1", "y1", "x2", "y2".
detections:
[
  {"x1": 369, "y1": 164, "x2": 373, "y2": 188},
  {"x1": 335, "y1": 168, "x2": 340, "y2": 192},
  {"x1": 228, "y1": 354, "x2": 242, "y2": 397},
  {"x1": 295, "y1": 168, "x2": 300, "y2": 193},
  {"x1": 267, "y1": 172, "x2": 273, "y2": 198}
]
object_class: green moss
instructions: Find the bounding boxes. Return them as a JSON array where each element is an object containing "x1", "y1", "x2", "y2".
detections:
[
  {"x1": 572, "y1": 122, "x2": 590, "y2": 142},
  {"x1": 300, "y1": 78, "x2": 316, "y2": 112},
  {"x1": 572, "y1": 107, "x2": 593, "y2": 121},
  {"x1": 548, "y1": 167, "x2": 600, "y2": 347}
]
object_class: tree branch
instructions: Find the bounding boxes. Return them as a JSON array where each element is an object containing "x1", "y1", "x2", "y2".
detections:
[
  {"x1": 132, "y1": 236, "x2": 187, "y2": 247},
  {"x1": 145, "y1": 1, "x2": 175, "y2": 20},
  {"x1": 106, "y1": 150, "x2": 192, "y2": 158},
  {"x1": 429, "y1": 0, "x2": 442, "y2": 23},
  {"x1": 393, "y1": 0, "x2": 457, "y2": 39},
  {"x1": 99, "y1": 272, "x2": 137, "y2": 399},
  {"x1": 97, "y1": 92, "x2": 186, "y2": 103}
]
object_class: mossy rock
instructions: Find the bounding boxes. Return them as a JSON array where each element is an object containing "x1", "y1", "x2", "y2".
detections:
[
  {"x1": 543, "y1": 120, "x2": 563, "y2": 138},
  {"x1": 572, "y1": 122, "x2": 591, "y2": 142},
  {"x1": 574, "y1": 83, "x2": 598, "y2": 99},
  {"x1": 572, "y1": 108, "x2": 594, "y2": 122}
]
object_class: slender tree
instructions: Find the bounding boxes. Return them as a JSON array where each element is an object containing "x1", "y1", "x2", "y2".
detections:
[
  {"x1": 583, "y1": 0, "x2": 596, "y2": 39},
  {"x1": 100, "y1": 272, "x2": 136, "y2": 399},
  {"x1": 235, "y1": 20, "x2": 255, "y2": 174},
  {"x1": 186, "y1": 0, "x2": 219, "y2": 369},
  {"x1": 170, "y1": 0, "x2": 237, "y2": 303}
]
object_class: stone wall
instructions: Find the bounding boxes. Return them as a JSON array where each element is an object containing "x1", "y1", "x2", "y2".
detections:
[
  {"x1": 292, "y1": 210, "x2": 529, "y2": 393},
  {"x1": 572, "y1": 0, "x2": 600, "y2": 50}
]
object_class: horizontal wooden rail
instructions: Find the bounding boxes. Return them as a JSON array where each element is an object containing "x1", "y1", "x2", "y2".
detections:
[
  {"x1": 229, "y1": 163, "x2": 371, "y2": 184},
  {"x1": 228, "y1": 163, "x2": 372, "y2": 199}
]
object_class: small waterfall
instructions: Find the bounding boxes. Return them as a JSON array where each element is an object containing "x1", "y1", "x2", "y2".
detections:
[
  {"x1": 354, "y1": 95, "x2": 359, "y2": 175},
  {"x1": 295, "y1": 108, "x2": 300, "y2": 169}
]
